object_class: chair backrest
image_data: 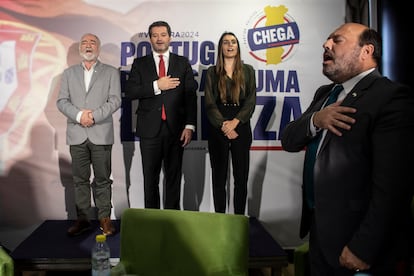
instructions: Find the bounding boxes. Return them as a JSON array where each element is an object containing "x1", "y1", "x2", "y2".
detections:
[
  {"x1": 118, "y1": 208, "x2": 249, "y2": 276},
  {"x1": 0, "y1": 247, "x2": 13, "y2": 276}
]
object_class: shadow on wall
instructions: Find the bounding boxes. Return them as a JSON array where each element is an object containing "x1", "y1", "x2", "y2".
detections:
[{"x1": 0, "y1": 123, "x2": 67, "y2": 227}]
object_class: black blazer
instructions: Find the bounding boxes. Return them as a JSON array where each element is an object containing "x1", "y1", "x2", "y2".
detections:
[
  {"x1": 125, "y1": 53, "x2": 197, "y2": 138},
  {"x1": 281, "y1": 69, "x2": 414, "y2": 267}
]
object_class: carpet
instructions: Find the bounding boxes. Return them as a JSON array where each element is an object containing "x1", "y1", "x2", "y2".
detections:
[{"x1": 11, "y1": 220, "x2": 121, "y2": 259}]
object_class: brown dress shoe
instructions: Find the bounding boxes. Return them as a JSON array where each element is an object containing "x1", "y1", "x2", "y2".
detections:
[
  {"x1": 100, "y1": 217, "x2": 115, "y2": 236},
  {"x1": 67, "y1": 219, "x2": 91, "y2": 236}
]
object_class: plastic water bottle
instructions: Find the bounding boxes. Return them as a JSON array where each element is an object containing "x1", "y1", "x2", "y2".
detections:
[{"x1": 91, "y1": 234, "x2": 111, "y2": 276}]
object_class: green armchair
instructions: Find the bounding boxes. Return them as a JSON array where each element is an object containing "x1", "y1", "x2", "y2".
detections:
[
  {"x1": 293, "y1": 241, "x2": 309, "y2": 276},
  {"x1": 0, "y1": 247, "x2": 13, "y2": 276},
  {"x1": 111, "y1": 208, "x2": 249, "y2": 276}
]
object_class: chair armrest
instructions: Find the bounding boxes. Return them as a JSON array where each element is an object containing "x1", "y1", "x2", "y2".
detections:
[
  {"x1": 294, "y1": 241, "x2": 309, "y2": 276},
  {"x1": 0, "y1": 247, "x2": 14, "y2": 276}
]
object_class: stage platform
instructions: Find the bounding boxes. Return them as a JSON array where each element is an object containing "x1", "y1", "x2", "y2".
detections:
[{"x1": 11, "y1": 217, "x2": 288, "y2": 276}]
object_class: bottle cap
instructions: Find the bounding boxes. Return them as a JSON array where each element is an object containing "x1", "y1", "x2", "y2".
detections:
[{"x1": 96, "y1": 234, "x2": 106, "y2": 242}]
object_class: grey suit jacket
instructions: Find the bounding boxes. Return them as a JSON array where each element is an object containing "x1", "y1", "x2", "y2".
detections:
[{"x1": 57, "y1": 60, "x2": 121, "y2": 145}]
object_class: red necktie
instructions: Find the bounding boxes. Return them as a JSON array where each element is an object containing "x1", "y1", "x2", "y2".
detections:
[{"x1": 159, "y1": 55, "x2": 166, "y2": 120}]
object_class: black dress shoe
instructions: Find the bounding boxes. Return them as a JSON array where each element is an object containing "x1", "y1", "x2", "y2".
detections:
[{"x1": 67, "y1": 220, "x2": 91, "y2": 236}]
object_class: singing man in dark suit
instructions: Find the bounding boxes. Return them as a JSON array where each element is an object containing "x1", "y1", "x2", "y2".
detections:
[
  {"x1": 125, "y1": 21, "x2": 197, "y2": 210},
  {"x1": 281, "y1": 23, "x2": 414, "y2": 275}
]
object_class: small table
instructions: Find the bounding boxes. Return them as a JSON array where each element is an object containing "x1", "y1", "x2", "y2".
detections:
[
  {"x1": 11, "y1": 220, "x2": 119, "y2": 275},
  {"x1": 249, "y1": 217, "x2": 289, "y2": 276}
]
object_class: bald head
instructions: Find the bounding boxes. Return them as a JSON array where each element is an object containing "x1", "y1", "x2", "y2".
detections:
[{"x1": 335, "y1": 22, "x2": 368, "y2": 35}]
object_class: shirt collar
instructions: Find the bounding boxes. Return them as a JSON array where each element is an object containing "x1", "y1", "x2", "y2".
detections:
[
  {"x1": 81, "y1": 60, "x2": 98, "y2": 71},
  {"x1": 341, "y1": 68, "x2": 375, "y2": 95},
  {"x1": 153, "y1": 51, "x2": 170, "y2": 60}
]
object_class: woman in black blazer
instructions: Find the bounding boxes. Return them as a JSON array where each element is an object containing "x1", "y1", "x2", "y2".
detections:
[{"x1": 204, "y1": 32, "x2": 256, "y2": 215}]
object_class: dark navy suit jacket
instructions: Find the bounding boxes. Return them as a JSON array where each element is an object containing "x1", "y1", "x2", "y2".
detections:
[
  {"x1": 281, "y1": 69, "x2": 414, "y2": 268},
  {"x1": 125, "y1": 53, "x2": 197, "y2": 138}
]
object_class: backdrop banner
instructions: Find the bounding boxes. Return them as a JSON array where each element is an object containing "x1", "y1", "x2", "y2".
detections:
[{"x1": 0, "y1": 0, "x2": 344, "y2": 250}]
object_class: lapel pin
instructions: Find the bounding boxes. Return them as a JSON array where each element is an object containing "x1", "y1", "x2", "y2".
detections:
[{"x1": 352, "y1": 92, "x2": 357, "y2": 97}]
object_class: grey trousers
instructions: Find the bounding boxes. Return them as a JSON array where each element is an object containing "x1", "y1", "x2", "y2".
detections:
[{"x1": 70, "y1": 139, "x2": 113, "y2": 220}]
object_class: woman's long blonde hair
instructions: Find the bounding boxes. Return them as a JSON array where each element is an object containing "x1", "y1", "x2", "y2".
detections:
[{"x1": 215, "y1": 32, "x2": 245, "y2": 104}]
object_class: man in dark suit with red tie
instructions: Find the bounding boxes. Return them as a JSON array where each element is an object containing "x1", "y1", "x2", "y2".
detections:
[{"x1": 125, "y1": 21, "x2": 197, "y2": 210}]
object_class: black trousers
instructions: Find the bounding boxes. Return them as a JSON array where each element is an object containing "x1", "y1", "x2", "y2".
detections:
[
  {"x1": 139, "y1": 122, "x2": 183, "y2": 209},
  {"x1": 207, "y1": 122, "x2": 252, "y2": 214}
]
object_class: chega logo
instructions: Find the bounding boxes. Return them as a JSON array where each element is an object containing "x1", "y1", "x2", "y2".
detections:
[{"x1": 243, "y1": 5, "x2": 300, "y2": 65}]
